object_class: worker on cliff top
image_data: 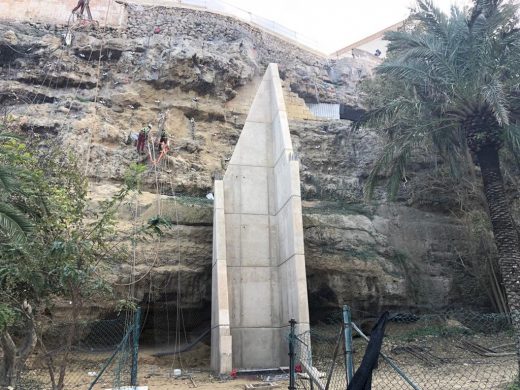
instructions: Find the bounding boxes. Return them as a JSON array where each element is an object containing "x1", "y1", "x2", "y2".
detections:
[
  {"x1": 136, "y1": 124, "x2": 151, "y2": 154},
  {"x1": 72, "y1": 0, "x2": 86, "y2": 16}
]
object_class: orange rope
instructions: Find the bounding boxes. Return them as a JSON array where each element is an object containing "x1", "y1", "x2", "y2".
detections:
[{"x1": 147, "y1": 142, "x2": 170, "y2": 165}]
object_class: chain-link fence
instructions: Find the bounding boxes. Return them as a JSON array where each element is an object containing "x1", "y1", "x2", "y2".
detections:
[
  {"x1": 20, "y1": 309, "x2": 140, "y2": 390},
  {"x1": 290, "y1": 307, "x2": 517, "y2": 390},
  {"x1": 291, "y1": 324, "x2": 349, "y2": 389}
]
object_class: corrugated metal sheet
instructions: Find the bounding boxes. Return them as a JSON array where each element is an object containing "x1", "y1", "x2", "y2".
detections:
[{"x1": 307, "y1": 103, "x2": 340, "y2": 120}]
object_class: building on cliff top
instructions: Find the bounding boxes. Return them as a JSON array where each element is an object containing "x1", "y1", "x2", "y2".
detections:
[{"x1": 331, "y1": 20, "x2": 407, "y2": 59}]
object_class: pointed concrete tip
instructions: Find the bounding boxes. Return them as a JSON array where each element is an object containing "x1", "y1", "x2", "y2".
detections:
[
  {"x1": 229, "y1": 63, "x2": 290, "y2": 166},
  {"x1": 267, "y1": 63, "x2": 279, "y2": 76}
]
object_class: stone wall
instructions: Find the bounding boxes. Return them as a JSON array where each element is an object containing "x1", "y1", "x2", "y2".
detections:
[{"x1": 0, "y1": 0, "x2": 126, "y2": 27}]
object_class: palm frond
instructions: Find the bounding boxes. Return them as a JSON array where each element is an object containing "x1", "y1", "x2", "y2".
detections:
[
  {"x1": 503, "y1": 122, "x2": 520, "y2": 155},
  {"x1": 376, "y1": 62, "x2": 434, "y2": 85},
  {"x1": 0, "y1": 203, "x2": 33, "y2": 242},
  {"x1": 0, "y1": 166, "x2": 16, "y2": 193},
  {"x1": 0, "y1": 133, "x2": 22, "y2": 141},
  {"x1": 364, "y1": 132, "x2": 417, "y2": 200},
  {"x1": 413, "y1": 0, "x2": 449, "y2": 42},
  {"x1": 468, "y1": 0, "x2": 501, "y2": 28},
  {"x1": 364, "y1": 142, "x2": 399, "y2": 200},
  {"x1": 482, "y1": 77, "x2": 510, "y2": 126},
  {"x1": 355, "y1": 96, "x2": 415, "y2": 130}
]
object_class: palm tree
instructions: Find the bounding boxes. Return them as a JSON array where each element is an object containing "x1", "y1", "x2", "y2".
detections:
[{"x1": 358, "y1": 0, "x2": 520, "y2": 372}]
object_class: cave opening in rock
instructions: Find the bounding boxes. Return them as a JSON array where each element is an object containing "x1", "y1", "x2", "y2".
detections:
[
  {"x1": 138, "y1": 294, "x2": 211, "y2": 352},
  {"x1": 339, "y1": 103, "x2": 366, "y2": 121}
]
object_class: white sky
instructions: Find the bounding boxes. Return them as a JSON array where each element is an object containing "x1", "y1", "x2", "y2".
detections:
[{"x1": 219, "y1": 0, "x2": 473, "y2": 53}]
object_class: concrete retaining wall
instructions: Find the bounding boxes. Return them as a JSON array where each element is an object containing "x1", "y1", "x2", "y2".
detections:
[{"x1": 211, "y1": 64, "x2": 310, "y2": 372}]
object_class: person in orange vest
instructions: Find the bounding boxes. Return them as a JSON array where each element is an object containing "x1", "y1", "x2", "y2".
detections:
[{"x1": 158, "y1": 130, "x2": 169, "y2": 152}]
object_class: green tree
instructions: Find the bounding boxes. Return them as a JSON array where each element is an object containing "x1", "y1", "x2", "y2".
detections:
[
  {"x1": 358, "y1": 0, "x2": 520, "y2": 372},
  {"x1": 0, "y1": 131, "x2": 33, "y2": 243},
  {"x1": 0, "y1": 133, "x2": 141, "y2": 388}
]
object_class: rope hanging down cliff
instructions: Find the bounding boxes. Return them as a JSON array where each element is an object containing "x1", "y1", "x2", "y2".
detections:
[{"x1": 145, "y1": 126, "x2": 189, "y2": 372}]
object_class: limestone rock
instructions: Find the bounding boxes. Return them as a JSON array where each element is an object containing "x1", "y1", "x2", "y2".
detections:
[
  {"x1": 3, "y1": 29, "x2": 17, "y2": 44},
  {"x1": 0, "y1": 6, "x2": 506, "y2": 328}
]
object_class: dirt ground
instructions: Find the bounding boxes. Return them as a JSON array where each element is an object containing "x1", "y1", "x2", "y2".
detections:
[
  {"x1": 24, "y1": 344, "x2": 515, "y2": 390},
  {"x1": 135, "y1": 372, "x2": 288, "y2": 390},
  {"x1": 125, "y1": 347, "x2": 289, "y2": 390},
  {"x1": 24, "y1": 344, "x2": 289, "y2": 390}
]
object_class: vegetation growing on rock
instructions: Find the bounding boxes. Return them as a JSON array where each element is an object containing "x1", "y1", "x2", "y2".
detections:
[{"x1": 0, "y1": 119, "x2": 148, "y2": 387}]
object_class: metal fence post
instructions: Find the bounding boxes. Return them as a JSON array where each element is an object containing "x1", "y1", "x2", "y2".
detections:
[
  {"x1": 288, "y1": 319, "x2": 296, "y2": 390},
  {"x1": 131, "y1": 307, "x2": 141, "y2": 386},
  {"x1": 343, "y1": 305, "x2": 354, "y2": 384},
  {"x1": 88, "y1": 329, "x2": 131, "y2": 390}
]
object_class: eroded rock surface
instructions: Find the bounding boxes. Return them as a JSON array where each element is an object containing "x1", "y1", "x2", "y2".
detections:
[{"x1": 0, "y1": 5, "x2": 500, "y2": 327}]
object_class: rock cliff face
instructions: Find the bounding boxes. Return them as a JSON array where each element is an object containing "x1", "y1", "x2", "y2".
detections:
[{"x1": 0, "y1": 4, "x2": 499, "y2": 332}]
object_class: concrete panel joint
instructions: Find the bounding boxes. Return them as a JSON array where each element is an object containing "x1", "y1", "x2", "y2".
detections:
[{"x1": 211, "y1": 64, "x2": 310, "y2": 373}]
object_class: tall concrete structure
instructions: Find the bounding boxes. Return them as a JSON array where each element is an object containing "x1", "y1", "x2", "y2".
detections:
[{"x1": 211, "y1": 64, "x2": 310, "y2": 373}]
